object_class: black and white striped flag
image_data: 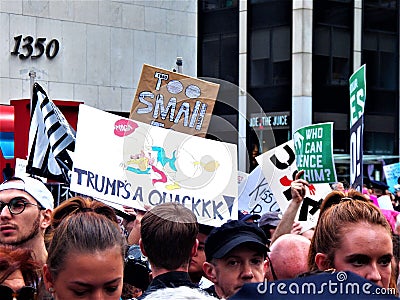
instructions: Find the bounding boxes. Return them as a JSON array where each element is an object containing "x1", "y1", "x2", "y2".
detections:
[{"x1": 27, "y1": 83, "x2": 75, "y2": 182}]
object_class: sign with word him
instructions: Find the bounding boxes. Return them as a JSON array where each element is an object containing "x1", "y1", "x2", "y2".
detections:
[
  {"x1": 130, "y1": 64, "x2": 220, "y2": 137},
  {"x1": 293, "y1": 122, "x2": 337, "y2": 184},
  {"x1": 256, "y1": 140, "x2": 331, "y2": 229},
  {"x1": 349, "y1": 64, "x2": 366, "y2": 191}
]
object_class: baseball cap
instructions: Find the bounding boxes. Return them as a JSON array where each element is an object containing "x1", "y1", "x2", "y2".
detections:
[
  {"x1": 238, "y1": 210, "x2": 261, "y2": 222},
  {"x1": 258, "y1": 212, "x2": 281, "y2": 227},
  {"x1": 205, "y1": 220, "x2": 268, "y2": 261},
  {"x1": 369, "y1": 180, "x2": 389, "y2": 191},
  {"x1": 0, "y1": 176, "x2": 54, "y2": 210}
]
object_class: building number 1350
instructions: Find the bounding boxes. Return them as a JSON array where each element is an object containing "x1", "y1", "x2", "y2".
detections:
[{"x1": 10, "y1": 35, "x2": 60, "y2": 59}]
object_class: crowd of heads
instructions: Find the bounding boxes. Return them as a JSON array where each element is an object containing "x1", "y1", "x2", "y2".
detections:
[{"x1": 0, "y1": 175, "x2": 400, "y2": 299}]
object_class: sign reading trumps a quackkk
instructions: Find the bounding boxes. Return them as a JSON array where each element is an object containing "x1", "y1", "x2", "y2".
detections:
[
  {"x1": 71, "y1": 105, "x2": 238, "y2": 227},
  {"x1": 129, "y1": 64, "x2": 220, "y2": 137}
]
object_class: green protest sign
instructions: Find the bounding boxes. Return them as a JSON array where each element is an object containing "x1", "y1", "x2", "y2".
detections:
[
  {"x1": 349, "y1": 64, "x2": 366, "y2": 191},
  {"x1": 293, "y1": 122, "x2": 337, "y2": 183},
  {"x1": 349, "y1": 65, "x2": 366, "y2": 127}
]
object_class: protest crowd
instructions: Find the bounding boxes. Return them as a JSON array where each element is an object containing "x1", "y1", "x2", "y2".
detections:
[
  {"x1": 1, "y1": 67, "x2": 400, "y2": 299},
  {"x1": 1, "y1": 172, "x2": 400, "y2": 300}
]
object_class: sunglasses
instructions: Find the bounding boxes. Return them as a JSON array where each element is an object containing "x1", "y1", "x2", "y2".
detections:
[{"x1": 0, "y1": 285, "x2": 37, "y2": 300}]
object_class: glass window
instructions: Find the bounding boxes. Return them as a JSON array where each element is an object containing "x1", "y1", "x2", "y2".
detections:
[
  {"x1": 198, "y1": 0, "x2": 239, "y2": 84},
  {"x1": 312, "y1": 0, "x2": 353, "y2": 155},
  {"x1": 362, "y1": 0, "x2": 399, "y2": 156},
  {"x1": 202, "y1": 0, "x2": 238, "y2": 11},
  {"x1": 249, "y1": 26, "x2": 290, "y2": 88}
]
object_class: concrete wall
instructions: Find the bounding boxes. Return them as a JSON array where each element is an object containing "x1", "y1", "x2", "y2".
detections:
[{"x1": 0, "y1": 0, "x2": 197, "y2": 112}]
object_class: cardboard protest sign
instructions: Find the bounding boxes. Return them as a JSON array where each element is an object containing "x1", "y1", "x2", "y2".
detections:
[
  {"x1": 71, "y1": 105, "x2": 237, "y2": 227},
  {"x1": 383, "y1": 162, "x2": 400, "y2": 193},
  {"x1": 349, "y1": 64, "x2": 366, "y2": 191},
  {"x1": 129, "y1": 64, "x2": 219, "y2": 137},
  {"x1": 256, "y1": 140, "x2": 332, "y2": 228},
  {"x1": 293, "y1": 122, "x2": 337, "y2": 184},
  {"x1": 238, "y1": 165, "x2": 280, "y2": 215}
]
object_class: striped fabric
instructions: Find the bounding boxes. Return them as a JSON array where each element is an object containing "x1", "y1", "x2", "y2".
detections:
[{"x1": 27, "y1": 83, "x2": 75, "y2": 182}]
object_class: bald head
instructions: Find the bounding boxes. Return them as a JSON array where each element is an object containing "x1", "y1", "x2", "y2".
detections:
[{"x1": 269, "y1": 234, "x2": 310, "y2": 280}]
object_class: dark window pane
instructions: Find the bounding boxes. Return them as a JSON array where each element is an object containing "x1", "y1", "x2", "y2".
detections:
[
  {"x1": 313, "y1": 0, "x2": 353, "y2": 119},
  {"x1": 202, "y1": 0, "x2": 238, "y2": 11},
  {"x1": 220, "y1": 34, "x2": 239, "y2": 84},
  {"x1": 202, "y1": 36, "x2": 220, "y2": 78}
]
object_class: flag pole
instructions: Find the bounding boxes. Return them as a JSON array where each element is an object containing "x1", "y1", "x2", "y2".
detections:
[
  {"x1": 29, "y1": 70, "x2": 36, "y2": 113},
  {"x1": 176, "y1": 57, "x2": 183, "y2": 73}
]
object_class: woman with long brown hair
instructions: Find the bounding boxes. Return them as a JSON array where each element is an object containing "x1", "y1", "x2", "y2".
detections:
[{"x1": 308, "y1": 190, "x2": 396, "y2": 292}]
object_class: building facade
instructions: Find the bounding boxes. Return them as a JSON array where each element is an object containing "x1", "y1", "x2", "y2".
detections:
[
  {"x1": 1, "y1": 0, "x2": 399, "y2": 183},
  {"x1": 198, "y1": 0, "x2": 399, "y2": 181},
  {"x1": 0, "y1": 0, "x2": 197, "y2": 112},
  {"x1": 0, "y1": 0, "x2": 197, "y2": 178}
]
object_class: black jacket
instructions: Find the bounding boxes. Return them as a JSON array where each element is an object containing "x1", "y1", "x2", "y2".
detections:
[{"x1": 138, "y1": 271, "x2": 199, "y2": 299}]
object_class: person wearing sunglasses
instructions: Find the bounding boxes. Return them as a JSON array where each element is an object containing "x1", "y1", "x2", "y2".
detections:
[
  {"x1": 308, "y1": 190, "x2": 396, "y2": 293},
  {"x1": 0, "y1": 176, "x2": 54, "y2": 267},
  {"x1": 0, "y1": 245, "x2": 41, "y2": 300}
]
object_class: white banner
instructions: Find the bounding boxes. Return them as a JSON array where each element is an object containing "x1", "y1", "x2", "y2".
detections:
[
  {"x1": 70, "y1": 105, "x2": 238, "y2": 227},
  {"x1": 238, "y1": 166, "x2": 280, "y2": 215},
  {"x1": 256, "y1": 140, "x2": 331, "y2": 229}
]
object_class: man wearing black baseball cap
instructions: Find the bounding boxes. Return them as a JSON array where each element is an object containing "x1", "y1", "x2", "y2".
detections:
[{"x1": 202, "y1": 220, "x2": 269, "y2": 299}]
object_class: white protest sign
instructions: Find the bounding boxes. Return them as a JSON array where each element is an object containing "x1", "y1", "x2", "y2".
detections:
[
  {"x1": 377, "y1": 195, "x2": 394, "y2": 211},
  {"x1": 238, "y1": 165, "x2": 280, "y2": 215},
  {"x1": 255, "y1": 140, "x2": 331, "y2": 228},
  {"x1": 238, "y1": 171, "x2": 249, "y2": 199},
  {"x1": 14, "y1": 158, "x2": 47, "y2": 182},
  {"x1": 70, "y1": 105, "x2": 238, "y2": 227}
]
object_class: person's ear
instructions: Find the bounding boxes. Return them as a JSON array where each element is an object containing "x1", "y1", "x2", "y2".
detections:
[
  {"x1": 40, "y1": 209, "x2": 52, "y2": 229},
  {"x1": 139, "y1": 238, "x2": 147, "y2": 257},
  {"x1": 263, "y1": 258, "x2": 270, "y2": 277},
  {"x1": 315, "y1": 253, "x2": 331, "y2": 270},
  {"x1": 191, "y1": 239, "x2": 199, "y2": 257},
  {"x1": 203, "y1": 261, "x2": 217, "y2": 283}
]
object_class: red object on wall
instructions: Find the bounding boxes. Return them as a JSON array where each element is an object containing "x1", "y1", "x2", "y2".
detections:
[
  {"x1": 0, "y1": 105, "x2": 14, "y2": 132},
  {"x1": 0, "y1": 99, "x2": 82, "y2": 181},
  {"x1": 0, "y1": 105, "x2": 15, "y2": 181}
]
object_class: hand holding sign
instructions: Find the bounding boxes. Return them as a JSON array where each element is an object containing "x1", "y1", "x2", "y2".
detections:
[{"x1": 290, "y1": 170, "x2": 309, "y2": 202}]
